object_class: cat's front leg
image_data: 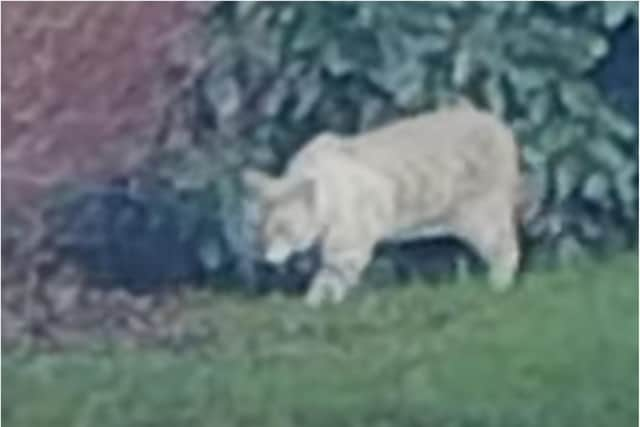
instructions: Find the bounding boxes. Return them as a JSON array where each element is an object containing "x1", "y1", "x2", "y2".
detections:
[{"x1": 304, "y1": 248, "x2": 373, "y2": 307}]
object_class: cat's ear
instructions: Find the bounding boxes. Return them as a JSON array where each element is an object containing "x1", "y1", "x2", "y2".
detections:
[
  {"x1": 241, "y1": 169, "x2": 277, "y2": 196},
  {"x1": 243, "y1": 168, "x2": 316, "y2": 208}
]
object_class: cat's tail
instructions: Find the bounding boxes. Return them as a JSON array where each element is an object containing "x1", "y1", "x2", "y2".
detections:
[{"x1": 515, "y1": 175, "x2": 542, "y2": 226}]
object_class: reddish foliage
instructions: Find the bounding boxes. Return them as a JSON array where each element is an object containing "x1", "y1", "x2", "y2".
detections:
[{"x1": 1, "y1": 2, "x2": 205, "y2": 209}]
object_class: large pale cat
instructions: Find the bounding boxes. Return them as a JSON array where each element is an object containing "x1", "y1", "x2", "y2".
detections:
[{"x1": 243, "y1": 101, "x2": 533, "y2": 306}]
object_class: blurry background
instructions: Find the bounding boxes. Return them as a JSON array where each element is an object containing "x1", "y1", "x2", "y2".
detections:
[
  {"x1": 1, "y1": 3, "x2": 638, "y2": 426},
  {"x1": 2, "y1": 1, "x2": 638, "y2": 347}
]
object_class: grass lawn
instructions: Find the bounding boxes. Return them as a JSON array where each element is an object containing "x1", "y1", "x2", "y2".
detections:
[{"x1": 3, "y1": 253, "x2": 638, "y2": 427}]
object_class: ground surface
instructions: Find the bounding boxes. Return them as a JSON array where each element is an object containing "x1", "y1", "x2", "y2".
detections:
[{"x1": 3, "y1": 253, "x2": 637, "y2": 427}]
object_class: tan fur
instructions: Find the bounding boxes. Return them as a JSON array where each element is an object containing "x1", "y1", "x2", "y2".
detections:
[{"x1": 243, "y1": 101, "x2": 526, "y2": 306}]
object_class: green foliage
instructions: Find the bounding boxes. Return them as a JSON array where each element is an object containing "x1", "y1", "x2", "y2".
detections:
[{"x1": 4, "y1": 253, "x2": 637, "y2": 426}]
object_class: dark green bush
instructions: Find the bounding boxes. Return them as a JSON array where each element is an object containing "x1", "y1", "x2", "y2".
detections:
[{"x1": 48, "y1": 2, "x2": 638, "y2": 290}]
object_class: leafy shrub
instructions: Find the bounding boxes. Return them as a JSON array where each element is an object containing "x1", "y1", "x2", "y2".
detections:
[{"x1": 47, "y1": 2, "x2": 638, "y2": 290}]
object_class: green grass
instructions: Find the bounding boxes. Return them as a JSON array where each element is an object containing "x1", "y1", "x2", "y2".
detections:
[{"x1": 3, "y1": 253, "x2": 638, "y2": 427}]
